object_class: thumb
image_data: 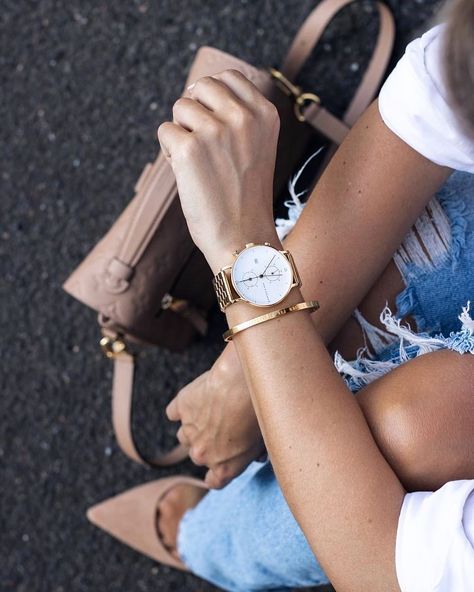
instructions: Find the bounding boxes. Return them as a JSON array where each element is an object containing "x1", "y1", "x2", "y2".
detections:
[
  {"x1": 166, "y1": 396, "x2": 180, "y2": 421},
  {"x1": 204, "y1": 468, "x2": 227, "y2": 490}
]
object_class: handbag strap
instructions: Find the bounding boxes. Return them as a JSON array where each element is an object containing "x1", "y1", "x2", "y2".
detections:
[
  {"x1": 282, "y1": 0, "x2": 395, "y2": 127},
  {"x1": 277, "y1": 0, "x2": 395, "y2": 173},
  {"x1": 112, "y1": 349, "x2": 189, "y2": 467}
]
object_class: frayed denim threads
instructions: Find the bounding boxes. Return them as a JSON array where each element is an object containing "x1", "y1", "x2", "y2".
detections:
[{"x1": 335, "y1": 301, "x2": 473, "y2": 393}]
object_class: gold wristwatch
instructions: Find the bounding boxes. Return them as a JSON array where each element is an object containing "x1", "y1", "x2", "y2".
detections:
[{"x1": 212, "y1": 242, "x2": 302, "y2": 312}]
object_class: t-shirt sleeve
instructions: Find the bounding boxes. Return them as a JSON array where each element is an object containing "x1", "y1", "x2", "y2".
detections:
[
  {"x1": 396, "y1": 480, "x2": 474, "y2": 592},
  {"x1": 378, "y1": 24, "x2": 474, "y2": 173}
]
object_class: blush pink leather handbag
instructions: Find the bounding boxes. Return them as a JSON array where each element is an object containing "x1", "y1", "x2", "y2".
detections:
[{"x1": 63, "y1": 0, "x2": 395, "y2": 467}]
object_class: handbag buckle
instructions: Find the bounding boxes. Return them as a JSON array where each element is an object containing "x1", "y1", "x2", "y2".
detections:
[
  {"x1": 100, "y1": 331, "x2": 127, "y2": 359},
  {"x1": 161, "y1": 292, "x2": 208, "y2": 336},
  {"x1": 267, "y1": 67, "x2": 320, "y2": 123}
]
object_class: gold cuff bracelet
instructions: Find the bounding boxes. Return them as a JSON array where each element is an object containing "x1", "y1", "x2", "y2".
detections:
[{"x1": 222, "y1": 300, "x2": 320, "y2": 342}]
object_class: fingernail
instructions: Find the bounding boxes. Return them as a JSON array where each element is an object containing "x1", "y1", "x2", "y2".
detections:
[{"x1": 187, "y1": 82, "x2": 195, "y2": 91}]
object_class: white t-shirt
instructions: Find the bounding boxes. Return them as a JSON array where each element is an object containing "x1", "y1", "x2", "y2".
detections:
[
  {"x1": 396, "y1": 481, "x2": 474, "y2": 592},
  {"x1": 378, "y1": 24, "x2": 474, "y2": 591},
  {"x1": 378, "y1": 23, "x2": 474, "y2": 173}
]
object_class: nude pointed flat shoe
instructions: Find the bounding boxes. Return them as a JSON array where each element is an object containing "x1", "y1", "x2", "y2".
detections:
[{"x1": 86, "y1": 476, "x2": 209, "y2": 571}]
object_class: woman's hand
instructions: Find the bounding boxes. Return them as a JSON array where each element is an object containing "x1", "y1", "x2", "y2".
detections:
[
  {"x1": 157, "y1": 68, "x2": 281, "y2": 274},
  {"x1": 166, "y1": 342, "x2": 266, "y2": 489},
  {"x1": 157, "y1": 69, "x2": 280, "y2": 486}
]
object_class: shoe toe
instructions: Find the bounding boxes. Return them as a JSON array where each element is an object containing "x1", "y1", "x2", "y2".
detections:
[{"x1": 85, "y1": 477, "x2": 206, "y2": 571}]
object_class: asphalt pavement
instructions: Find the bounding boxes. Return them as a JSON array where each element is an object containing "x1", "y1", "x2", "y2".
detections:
[{"x1": 2, "y1": 0, "x2": 442, "y2": 590}]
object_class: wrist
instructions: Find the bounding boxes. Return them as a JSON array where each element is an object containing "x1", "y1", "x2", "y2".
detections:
[{"x1": 206, "y1": 225, "x2": 282, "y2": 275}]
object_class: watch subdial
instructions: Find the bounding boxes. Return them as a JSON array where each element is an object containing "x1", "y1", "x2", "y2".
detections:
[
  {"x1": 265, "y1": 265, "x2": 281, "y2": 282},
  {"x1": 240, "y1": 271, "x2": 258, "y2": 288}
]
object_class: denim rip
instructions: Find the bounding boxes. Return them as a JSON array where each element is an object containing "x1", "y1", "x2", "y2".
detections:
[{"x1": 275, "y1": 161, "x2": 474, "y2": 394}]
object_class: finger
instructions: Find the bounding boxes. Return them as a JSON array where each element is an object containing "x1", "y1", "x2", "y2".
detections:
[
  {"x1": 204, "y1": 466, "x2": 237, "y2": 490},
  {"x1": 187, "y1": 74, "x2": 244, "y2": 114},
  {"x1": 204, "y1": 458, "x2": 248, "y2": 490},
  {"x1": 188, "y1": 444, "x2": 207, "y2": 467},
  {"x1": 204, "y1": 468, "x2": 227, "y2": 490},
  {"x1": 157, "y1": 120, "x2": 191, "y2": 160},
  {"x1": 211, "y1": 68, "x2": 266, "y2": 106},
  {"x1": 165, "y1": 396, "x2": 180, "y2": 421},
  {"x1": 172, "y1": 97, "x2": 217, "y2": 132},
  {"x1": 176, "y1": 426, "x2": 191, "y2": 447}
]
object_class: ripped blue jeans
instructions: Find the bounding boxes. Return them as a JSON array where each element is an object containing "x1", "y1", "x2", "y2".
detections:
[{"x1": 177, "y1": 169, "x2": 474, "y2": 592}]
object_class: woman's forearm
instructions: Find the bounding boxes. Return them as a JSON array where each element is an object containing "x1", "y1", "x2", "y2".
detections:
[
  {"x1": 226, "y1": 281, "x2": 405, "y2": 592},
  {"x1": 281, "y1": 100, "x2": 452, "y2": 345},
  {"x1": 215, "y1": 101, "x2": 450, "y2": 591}
]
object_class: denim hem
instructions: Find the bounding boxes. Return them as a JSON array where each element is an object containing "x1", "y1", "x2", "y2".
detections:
[
  {"x1": 334, "y1": 301, "x2": 474, "y2": 393},
  {"x1": 176, "y1": 506, "x2": 195, "y2": 570}
]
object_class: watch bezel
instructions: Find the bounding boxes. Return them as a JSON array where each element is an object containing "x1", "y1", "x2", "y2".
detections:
[{"x1": 230, "y1": 243, "x2": 295, "y2": 307}]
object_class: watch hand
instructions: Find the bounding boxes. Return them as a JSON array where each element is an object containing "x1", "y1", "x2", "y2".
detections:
[
  {"x1": 236, "y1": 263, "x2": 281, "y2": 285},
  {"x1": 260, "y1": 255, "x2": 276, "y2": 277},
  {"x1": 236, "y1": 275, "x2": 259, "y2": 283}
]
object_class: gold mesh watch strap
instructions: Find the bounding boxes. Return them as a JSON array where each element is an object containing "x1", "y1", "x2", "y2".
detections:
[{"x1": 212, "y1": 269, "x2": 238, "y2": 312}]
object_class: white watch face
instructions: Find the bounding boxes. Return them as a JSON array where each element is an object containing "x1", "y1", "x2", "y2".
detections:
[{"x1": 231, "y1": 245, "x2": 294, "y2": 306}]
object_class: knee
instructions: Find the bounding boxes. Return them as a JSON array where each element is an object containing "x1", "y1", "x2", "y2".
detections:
[{"x1": 357, "y1": 349, "x2": 474, "y2": 491}]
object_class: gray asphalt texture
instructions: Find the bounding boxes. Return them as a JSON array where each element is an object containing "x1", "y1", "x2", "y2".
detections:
[{"x1": 2, "y1": 1, "x2": 442, "y2": 590}]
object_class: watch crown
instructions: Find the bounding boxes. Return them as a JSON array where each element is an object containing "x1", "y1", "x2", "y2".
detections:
[{"x1": 264, "y1": 242, "x2": 271, "y2": 246}]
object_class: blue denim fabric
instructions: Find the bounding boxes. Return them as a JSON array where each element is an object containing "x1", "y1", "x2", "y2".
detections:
[
  {"x1": 394, "y1": 170, "x2": 474, "y2": 337},
  {"x1": 177, "y1": 171, "x2": 474, "y2": 592},
  {"x1": 178, "y1": 459, "x2": 327, "y2": 592}
]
